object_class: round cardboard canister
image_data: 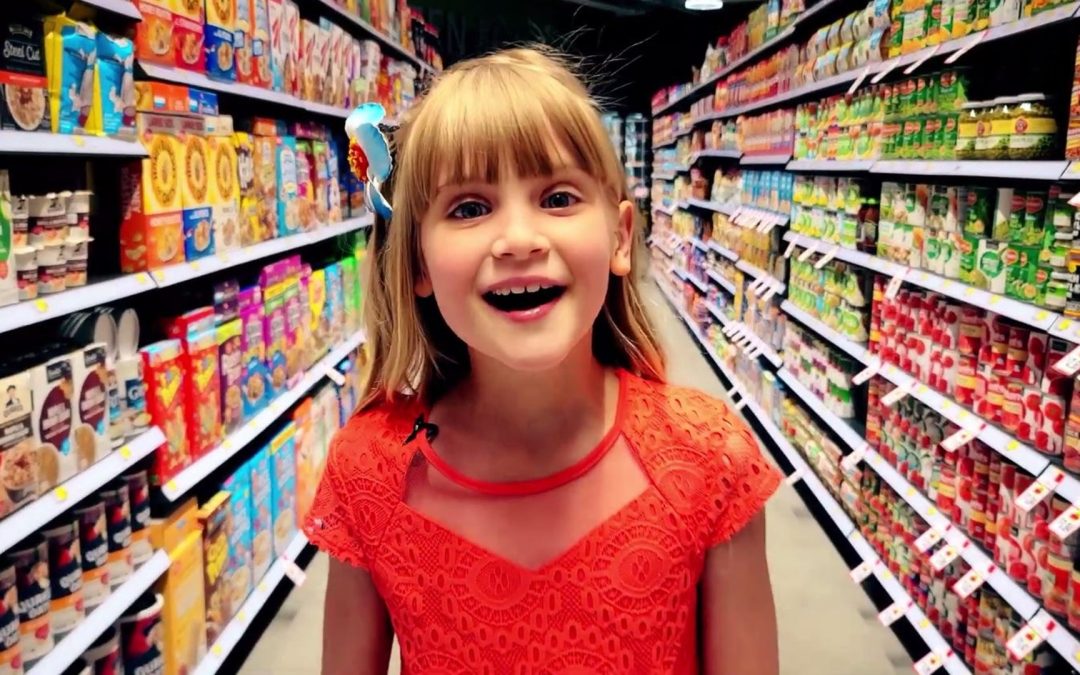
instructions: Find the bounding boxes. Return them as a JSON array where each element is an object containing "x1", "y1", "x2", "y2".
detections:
[
  {"x1": 0, "y1": 557, "x2": 21, "y2": 675},
  {"x1": 119, "y1": 593, "x2": 164, "y2": 675},
  {"x1": 60, "y1": 656, "x2": 91, "y2": 675},
  {"x1": 117, "y1": 309, "x2": 140, "y2": 360},
  {"x1": 84, "y1": 625, "x2": 122, "y2": 674}
]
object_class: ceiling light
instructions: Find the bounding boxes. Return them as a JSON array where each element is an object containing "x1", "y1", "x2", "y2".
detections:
[{"x1": 685, "y1": 0, "x2": 724, "y2": 8}]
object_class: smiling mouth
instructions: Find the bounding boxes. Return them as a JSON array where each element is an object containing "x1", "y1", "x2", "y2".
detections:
[{"x1": 482, "y1": 284, "x2": 567, "y2": 313}]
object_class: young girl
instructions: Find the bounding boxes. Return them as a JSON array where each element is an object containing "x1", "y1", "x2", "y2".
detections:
[{"x1": 305, "y1": 47, "x2": 782, "y2": 674}]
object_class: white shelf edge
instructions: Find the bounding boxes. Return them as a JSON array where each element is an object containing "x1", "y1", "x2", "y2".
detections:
[
  {"x1": 690, "y1": 237, "x2": 708, "y2": 252},
  {"x1": 0, "y1": 130, "x2": 147, "y2": 157},
  {"x1": 28, "y1": 551, "x2": 171, "y2": 675},
  {"x1": 653, "y1": 171, "x2": 677, "y2": 180},
  {"x1": 0, "y1": 273, "x2": 155, "y2": 334},
  {"x1": 740, "y1": 153, "x2": 793, "y2": 166},
  {"x1": 787, "y1": 159, "x2": 876, "y2": 172},
  {"x1": 690, "y1": 149, "x2": 742, "y2": 162},
  {"x1": 779, "y1": 300, "x2": 871, "y2": 362},
  {"x1": 706, "y1": 269, "x2": 738, "y2": 296},
  {"x1": 162, "y1": 331, "x2": 365, "y2": 501},
  {"x1": 0, "y1": 427, "x2": 164, "y2": 558},
  {"x1": 870, "y1": 160, "x2": 1069, "y2": 181},
  {"x1": 685, "y1": 197, "x2": 736, "y2": 215},
  {"x1": 707, "y1": 240, "x2": 740, "y2": 261},
  {"x1": 735, "y1": 260, "x2": 786, "y2": 291},
  {"x1": 193, "y1": 532, "x2": 310, "y2": 675},
  {"x1": 1036, "y1": 608, "x2": 1080, "y2": 671}
]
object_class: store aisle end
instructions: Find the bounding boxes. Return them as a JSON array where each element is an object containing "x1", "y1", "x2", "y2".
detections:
[{"x1": 239, "y1": 282, "x2": 912, "y2": 675}]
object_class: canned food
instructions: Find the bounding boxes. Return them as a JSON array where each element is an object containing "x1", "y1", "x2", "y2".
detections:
[
  {"x1": 74, "y1": 498, "x2": 110, "y2": 610},
  {"x1": 84, "y1": 625, "x2": 122, "y2": 674},
  {"x1": 42, "y1": 516, "x2": 85, "y2": 636},
  {"x1": 120, "y1": 593, "x2": 164, "y2": 675},
  {"x1": 9, "y1": 536, "x2": 51, "y2": 666},
  {"x1": 101, "y1": 482, "x2": 133, "y2": 587}
]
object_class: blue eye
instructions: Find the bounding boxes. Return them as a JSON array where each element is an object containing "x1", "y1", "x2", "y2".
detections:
[
  {"x1": 541, "y1": 191, "x2": 579, "y2": 209},
  {"x1": 449, "y1": 200, "x2": 490, "y2": 220}
]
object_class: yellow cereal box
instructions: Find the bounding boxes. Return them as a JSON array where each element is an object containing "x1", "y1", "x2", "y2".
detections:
[
  {"x1": 120, "y1": 112, "x2": 184, "y2": 272},
  {"x1": 251, "y1": 131, "x2": 278, "y2": 240},
  {"x1": 208, "y1": 115, "x2": 240, "y2": 252},
  {"x1": 151, "y1": 498, "x2": 207, "y2": 675},
  {"x1": 178, "y1": 115, "x2": 214, "y2": 261},
  {"x1": 205, "y1": 0, "x2": 236, "y2": 30}
]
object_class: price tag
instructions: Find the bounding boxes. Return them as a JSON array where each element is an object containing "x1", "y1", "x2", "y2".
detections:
[
  {"x1": 814, "y1": 245, "x2": 839, "y2": 270},
  {"x1": 953, "y1": 565, "x2": 991, "y2": 599},
  {"x1": 258, "y1": 581, "x2": 268, "y2": 594},
  {"x1": 846, "y1": 64, "x2": 873, "y2": 94},
  {"x1": 944, "y1": 30, "x2": 985, "y2": 64},
  {"x1": 1015, "y1": 478, "x2": 1055, "y2": 514},
  {"x1": 53, "y1": 485, "x2": 69, "y2": 502},
  {"x1": 878, "y1": 601, "x2": 910, "y2": 627},
  {"x1": 1052, "y1": 343, "x2": 1080, "y2": 376},
  {"x1": 881, "y1": 381, "x2": 912, "y2": 407},
  {"x1": 136, "y1": 273, "x2": 150, "y2": 285},
  {"x1": 784, "y1": 467, "x2": 805, "y2": 486},
  {"x1": 904, "y1": 45, "x2": 941, "y2": 75},
  {"x1": 34, "y1": 299, "x2": 48, "y2": 313},
  {"x1": 852, "y1": 357, "x2": 881, "y2": 385},
  {"x1": 850, "y1": 560, "x2": 875, "y2": 583},
  {"x1": 783, "y1": 240, "x2": 799, "y2": 258},
  {"x1": 885, "y1": 269, "x2": 908, "y2": 299},
  {"x1": 165, "y1": 480, "x2": 177, "y2": 494},
  {"x1": 797, "y1": 242, "x2": 819, "y2": 262},
  {"x1": 745, "y1": 345, "x2": 763, "y2": 359},
  {"x1": 870, "y1": 57, "x2": 902, "y2": 84},
  {"x1": 930, "y1": 543, "x2": 961, "y2": 571},
  {"x1": 761, "y1": 218, "x2": 779, "y2": 234},
  {"x1": 912, "y1": 652, "x2": 944, "y2": 674},
  {"x1": 119, "y1": 445, "x2": 132, "y2": 460},
  {"x1": 941, "y1": 422, "x2": 986, "y2": 452},
  {"x1": 236, "y1": 610, "x2": 248, "y2": 624},
  {"x1": 1050, "y1": 505, "x2": 1080, "y2": 540},
  {"x1": 283, "y1": 559, "x2": 307, "y2": 586},
  {"x1": 914, "y1": 526, "x2": 945, "y2": 553},
  {"x1": 152, "y1": 270, "x2": 166, "y2": 283},
  {"x1": 1006, "y1": 622, "x2": 1048, "y2": 661},
  {"x1": 841, "y1": 444, "x2": 869, "y2": 471}
]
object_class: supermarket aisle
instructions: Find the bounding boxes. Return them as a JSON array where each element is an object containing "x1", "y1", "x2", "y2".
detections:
[{"x1": 240, "y1": 283, "x2": 911, "y2": 675}]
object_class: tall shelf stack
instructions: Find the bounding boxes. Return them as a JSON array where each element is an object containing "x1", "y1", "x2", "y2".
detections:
[
  {"x1": 0, "y1": 1, "x2": 439, "y2": 674},
  {"x1": 650, "y1": 0, "x2": 1080, "y2": 672}
]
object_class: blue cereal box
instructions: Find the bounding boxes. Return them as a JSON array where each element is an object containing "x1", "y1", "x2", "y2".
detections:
[
  {"x1": 204, "y1": 25, "x2": 235, "y2": 82},
  {"x1": 183, "y1": 205, "x2": 215, "y2": 260},
  {"x1": 269, "y1": 423, "x2": 297, "y2": 557},
  {"x1": 222, "y1": 465, "x2": 253, "y2": 608},
  {"x1": 324, "y1": 262, "x2": 344, "y2": 346},
  {"x1": 246, "y1": 446, "x2": 273, "y2": 580},
  {"x1": 275, "y1": 136, "x2": 299, "y2": 237}
]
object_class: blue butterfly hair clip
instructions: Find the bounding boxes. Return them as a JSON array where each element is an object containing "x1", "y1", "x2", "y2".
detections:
[{"x1": 345, "y1": 103, "x2": 394, "y2": 219}]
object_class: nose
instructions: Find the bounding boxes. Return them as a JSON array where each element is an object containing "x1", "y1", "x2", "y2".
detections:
[{"x1": 490, "y1": 214, "x2": 550, "y2": 260}]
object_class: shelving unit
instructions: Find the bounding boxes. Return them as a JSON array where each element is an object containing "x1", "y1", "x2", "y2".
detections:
[
  {"x1": 0, "y1": 130, "x2": 148, "y2": 157},
  {"x1": 313, "y1": 0, "x2": 434, "y2": 72},
  {"x1": 75, "y1": 0, "x2": 143, "y2": 19}
]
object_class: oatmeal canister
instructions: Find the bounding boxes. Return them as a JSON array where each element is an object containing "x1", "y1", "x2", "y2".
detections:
[
  {"x1": 84, "y1": 625, "x2": 122, "y2": 674},
  {"x1": 43, "y1": 515, "x2": 85, "y2": 636},
  {"x1": 10, "y1": 535, "x2": 51, "y2": 667},
  {"x1": 122, "y1": 469, "x2": 152, "y2": 565},
  {"x1": 0, "y1": 560, "x2": 21, "y2": 675},
  {"x1": 120, "y1": 593, "x2": 164, "y2": 675},
  {"x1": 74, "y1": 497, "x2": 110, "y2": 609},
  {"x1": 101, "y1": 481, "x2": 133, "y2": 587}
]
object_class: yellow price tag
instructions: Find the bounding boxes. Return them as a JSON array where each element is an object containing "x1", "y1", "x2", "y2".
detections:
[
  {"x1": 1073, "y1": 648, "x2": 1080, "y2": 662},
  {"x1": 136, "y1": 273, "x2": 150, "y2": 285},
  {"x1": 989, "y1": 295, "x2": 1000, "y2": 305},
  {"x1": 166, "y1": 480, "x2": 178, "y2": 493},
  {"x1": 212, "y1": 644, "x2": 223, "y2": 657},
  {"x1": 152, "y1": 270, "x2": 166, "y2": 282},
  {"x1": 919, "y1": 617, "x2": 931, "y2": 629},
  {"x1": 258, "y1": 582, "x2": 268, "y2": 594},
  {"x1": 73, "y1": 136, "x2": 85, "y2": 147},
  {"x1": 1007, "y1": 440, "x2": 1019, "y2": 451},
  {"x1": 906, "y1": 487, "x2": 916, "y2": 497},
  {"x1": 54, "y1": 486, "x2": 69, "y2": 501},
  {"x1": 927, "y1": 506, "x2": 937, "y2": 516},
  {"x1": 34, "y1": 299, "x2": 48, "y2": 313},
  {"x1": 881, "y1": 569, "x2": 893, "y2": 580},
  {"x1": 237, "y1": 610, "x2": 247, "y2": 623},
  {"x1": 958, "y1": 410, "x2": 968, "y2": 420},
  {"x1": 942, "y1": 400, "x2": 952, "y2": 410},
  {"x1": 224, "y1": 439, "x2": 233, "y2": 450},
  {"x1": 190, "y1": 261, "x2": 200, "y2": 271},
  {"x1": 119, "y1": 446, "x2": 131, "y2": 459},
  {"x1": 1035, "y1": 311, "x2": 1049, "y2": 321},
  {"x1": 916, "y1": 384, "x2": 927, "y2": 395},
  {"x1": 1061, "y1": 319, "x2": 1074, "y2": 330},
  {"x1": 964, "y1": 287, "x2": 975, "y2": 297}
]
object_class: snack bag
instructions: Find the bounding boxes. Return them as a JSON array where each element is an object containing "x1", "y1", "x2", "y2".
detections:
[{"x1": 140, "y1": 339, "x2": 190, "y2": 487}]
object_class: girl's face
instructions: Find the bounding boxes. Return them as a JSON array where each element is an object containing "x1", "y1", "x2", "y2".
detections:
[{"x1": 416, "y1": 144, "x2": 633, "y2": 373}]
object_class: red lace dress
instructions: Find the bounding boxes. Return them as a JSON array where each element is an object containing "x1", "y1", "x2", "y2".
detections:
[{"x1": 304, "y1": 370, "x2": 781, "y2": 674}]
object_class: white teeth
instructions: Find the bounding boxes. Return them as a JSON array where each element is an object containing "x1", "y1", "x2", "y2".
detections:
[
  {"x1": 510, "y1": 286, "x2": 526, "y2": 294},
  {"x1": 494, "y1": 288, "x2": 511, "y2": 296},
  {"x1": 526, "y1": 284, "x2": 540, "y2": 293}
]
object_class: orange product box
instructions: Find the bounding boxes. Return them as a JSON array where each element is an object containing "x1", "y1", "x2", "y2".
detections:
[
  {"x1": 119, "y1": 113, "x2": 185, "y2": 273},
  {"x1": 283, "y1": 1, "x2": 301, "y2": 97},
  {"x1": 135, "y1": 81, "x2": 189, "y2": 114},
  {"x1": 136, "y1": 0, "x2": 176, "y2": 66},
  {"x1": 251, "y1": 129, "x2": 278, "y2": 239},
  {"x1": 141, "y1": 339, "x2": 190, "y2": 487},
  {"x1": 151, "y1": 498, "x2": 207, "y2": 675}
]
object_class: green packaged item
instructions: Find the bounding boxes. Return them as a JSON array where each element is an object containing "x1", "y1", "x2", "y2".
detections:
[
  {"x1": 1008, "y1": 94, "x2": 1056, "y2": 160},
  {"x1": 965, "y1": 187, "x2": 992, "y2": 235},
  {"x1": 959, "y1": 234, "x2": 980, "y2": 283},
  {"x1": 940, "y1": 114, "x2": 958, "y2": 159},
  {"x1": 956, "y1": 102, "x2": 981, "y2": 159},
  {"x1": 1046, "y1": 278, "x2": 1069, "y2": 309},
  {"x1": 1025, "y1": 190, "x2": 1048, "y2": 246},
  {"x1": 977, "y1": 239, "x2": 1008, "y2": 292}
]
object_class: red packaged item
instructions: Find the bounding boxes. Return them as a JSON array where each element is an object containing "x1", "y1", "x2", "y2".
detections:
[
  {"x1": 166, "y1": 308, "x2": 223, "y2": 459},
  {"x1": 140, "y1": 339, "x2": 189, "y2": 486}
]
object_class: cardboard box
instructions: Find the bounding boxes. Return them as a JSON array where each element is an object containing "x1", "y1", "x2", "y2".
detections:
[
  {"x1": 269, "y1": 423, "x2": 296, "y2": 556},
  {"x1": 246, "y1": 446, "x2": 272, "y2": 580},
  {"x1": 140, "y1": 339, "x2": 190, "y2": 487},
  {"x1": 120, "y1": 113, "x2": 185, "y2": 272},
  {"x1": 150, "y1": 498, "x2": 207, "y2": 675},
  {"x1": 275, "y1": 136, "x2": 299, "y2": 237},
  {"x1": 234, "y1": 0, "x2": 254, "y2": 84},
  {"x1": 292, "y1": 399, "x2": 315, "y2": 521},
  {"x1": 221, "y1": 466, "x2": 253, "y2": 611},
  {"x1": 251, "y1": 0, "x2": 271, "y2": 88},
  {"x1": 1, "y1": 15, "x2": 50, "y2": 133},
  {"x1": 238, "y1": 287, "x2": 270, "y2": 418},
  {"x1": 71, "y1": 343, "x2": 111, "y2": 468},
  {"x1": 135, "y1": 82, "x2": 188, "y2": 114},
  {"x1": 0, "y1": 369, "x2": 36, "y2": 518},
  {"x1": 207, "y1": 116, "x2": 240, "y2": 252},
  {"x1": 198, "y1": 491, "x2": 232, "y2": 645},
  {"x1": 267, "y1": 0, "x2": 286, "y2": 92},
  {"x1": 30, "y1": 351, "x2": 75, "y2": 492},
  {"x1": 251, "y1": 131, "x2": 279, "y2": 239},
  {"x1": 136, "y1": 0, "x2": 176, "y2": 65}
]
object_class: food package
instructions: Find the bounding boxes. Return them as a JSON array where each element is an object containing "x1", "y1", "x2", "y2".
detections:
[
  {"x1": 246, "y1": 446, "x2": 273, "y2": 580},
  {"x1": 198, "y1": 491, "x2": 233, "y2": 645},
  {"x1": 238, "y1": 287, "x2": 270, "y2": 418},
  {"x1": 150, "y1": 498, "x2": 208, "y2": 675},
  {"x1": 124, "y1": 468, "x2": 153, "y2": 564},
  {"x1": 217, "y1": 319, "x2": 244, "y2": 434},
  {"x1": 284, "y1": 1, "x2": 301, "y2": 98},
  {"x1": 29, "y1": 350, "x2": 75, "y2": 493},
  {"x1": 325, "y1": 262, "x2": 344, "y2": 346},
  {"x1": 74, "y1": 497, "x2": 110, "y2": 609},
  {"x1": 294, "y1": 139, "x2": 317, "y2": 231},
  {"x1": 269, "y1": 422, "x2": 297, "y2": 556},
  {"x1": 0, "y1": 369, "x2": 36, "y2": 517},
  {"x1": 268, "y1": 0, "x2": 286, "y2": 92},
  {"x1": 166, "y1": 308, "x2": 223, "y2": 459},
  {"x1": 207, "y1": 115, "x2": 241, "y2": 252},
  {"x1": 292, "y1": 399, "x2": 315, "y2": 521},
  {"x1": 43, "y1": 513, "x2": 85, "y2": 636},
  {"x1": 222, "y1": 466, "x2": 253, "y2": 614},
  {"x1": 43, "y1": 16, "x2": 97, "y2": 135},
  {"x1": 261, "y1": 266, "x2": 288, "y2": 396},
  {"x1": 178, "y1": 115, "x2": 214, "y2": 261},
  {"x1": 249, "y1": 122, "x2": 279, "y2": 239},
  {"x1": 282, "y1": 266, "x2": 304, "y2": 383},
  {"x1": 120, "y1": 113, "x2": 185, "y2": 272},
  {"x1": 1, "y1": 14, "x2": 50, "y2": 133},
  {"x1": 71, "y1": 343, "x2": 111, "y2": 467},
  {"x1": 92, "y1": 33, "x2": 136, "y2": 138},
  {"x1": 251, "y1": 0, "x2": 271, "y2": 88},
  {"x1": 172, "y1": 0, "x2": 206, "y2": 73},
  {"x1": 136, "y1": 0, "x2": 176, "y2": 65},
  {"x1": 140, "y1": 339, "x2": 190, "y2": 487},
  {"x1": 204, "y1": 0, "x2": 236, "y2": 80},
  {"x1": 0, "y1": 173, "x2": 18, "y2": 308},
  {"x1": 11, "y1": 535, "x2": 53, "y2": 666},
  {"x1": 275, "y1": 135, "x2": 299, "y2": 237},
  {"x1": 307, "y1": 267, "x2": 327, "y2": 358},
  {"x1": 101, "y1": 479, "x2": 133, "y2": 587}
]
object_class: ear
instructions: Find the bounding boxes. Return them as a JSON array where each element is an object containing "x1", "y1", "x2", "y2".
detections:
[{"x1": 610, "y1": 200, "x2": 634, "y2": 277}]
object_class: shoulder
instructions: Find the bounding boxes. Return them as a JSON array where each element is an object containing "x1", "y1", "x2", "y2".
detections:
[
  {"x1": 622, "y1": 373, "x2": 751, "y2": 456},
  {"x1": 326, "y1": 396, "x2": 422, "y2": 487}
]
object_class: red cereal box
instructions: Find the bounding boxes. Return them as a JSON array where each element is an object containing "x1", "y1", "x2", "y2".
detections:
[
  {"x1": 140, "y1": 340, "x2": 189, "y2": 486},
  {"x1": 167, "y1": 308, "x2": 223, "y2": 459}
]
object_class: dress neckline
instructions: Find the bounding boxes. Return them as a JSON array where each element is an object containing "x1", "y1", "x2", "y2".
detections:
[{"x1": 414, "y1": 369, "x2": 629, "y2": 497}]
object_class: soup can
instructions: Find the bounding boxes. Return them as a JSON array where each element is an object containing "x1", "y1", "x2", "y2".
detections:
[
  {"x1": 119, "y1": 593, "x2": 164, "y2": 675},
  {"x1": 74, "y1": 498, "x2": 110, "y2": 609},
  {"x1": 42, "y1": 515, "x2": 84, "y2": 636},
  {"x1": 9, "y1": 536, "x2": 51, "y2": 667},
  {"x1": 101, "y1": 482, "x2": 132, "y2": 587}
]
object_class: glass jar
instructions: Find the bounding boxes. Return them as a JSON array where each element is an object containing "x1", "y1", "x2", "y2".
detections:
[
  {"x1": 986, "y1": 96, "x2": 1015, "y2": 160},
  {"x1": 957, "y1": 101, "x2": 981, "y2": 159},
  {"x1": 1008, "y1": 93, "x2": 1057, "y2": 160}
]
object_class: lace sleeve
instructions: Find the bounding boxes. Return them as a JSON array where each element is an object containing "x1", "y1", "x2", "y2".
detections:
[
  {"x1": 303, "y1": 429, "x2": 372, "y2": 568},
  {"x1": 708, "y1": 420, "x2": 782, "y2": 547}
]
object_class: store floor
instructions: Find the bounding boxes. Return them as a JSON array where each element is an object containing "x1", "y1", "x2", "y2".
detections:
[{"x1": 240, "y1": 283, "x2": 913, "y2": 675}]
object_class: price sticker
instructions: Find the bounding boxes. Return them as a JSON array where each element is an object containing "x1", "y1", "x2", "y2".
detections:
[
  {"x1": 913, "y1": 526, "x2": 945, "y2": 553},
  {"x1": 814, "y1": 245, "x2": 839, "y2": 270},
  {"x1": 211, "y1": 644, "x2": 224, "y2": 657},
  {"x1": 852, "y1": 357, "x2": 882, "y2": 385},
  {"x1": 944, "y1": 30, "x2": 986, "y2": 64},
  {"x1": 878, "y1": 601, "x2": 911, "y2": 627},
  {"x1": 881, "y1": 381, "x2": 912, "y2": 407},
  {"x1": 849, "y1": 560, "x2": 875, "y2": 583},
  {"x1": 885, "y1": 269, "x2": 908, "y2": 299},
  {"x1": 325, "y1": 367, "x2": 346, "y2": 387},
  {"x1": 784, "y1": 467, "x2": 805, "y2": 486},
  {"x1": 165, "y1": 480, "x2": 177, "y2": 494},
  {"x1": 119, "y1": 445, "x2": 132, "y2": 460},
  {"x1": 870, "y1": 57, "x2": 902, "y2": 84},
  {"x1": 136, "y1": 273, "x2": 150, "y2": 285},
  {"x1": 929, "y1": 543, "x2": 961, "y2": 571},
  {"x1": 783, "y1": 240, "x2": 799, "y2": 259},
  {"x1": 283, "y1": 559, "x2": 308, "y2": 587},
  {"x1": 237, "y1": 610, "x2": 248, "y2": 624},
  {"x1": 1015, "y1": 478, "x2": 1055, "y2": 514},
  {"x1": 846, "y1": 64, "x2": 873, "y2": 95},
  {"x1": 152, "y1": 270, "x2": 166, "y2": 283},
  {"x1": 745, "y1": 345, "x2": 763, "y2": 360},
  {"x1": 941, "y1": 422, "x2": 986, "y2": 452},
  {"x1": 797, "y1": 242, "x2": 819, "y2": 262},
  {"x1": 1006, "y1": 622, "x2": 1048, "y2": 661},
  {"x1": 258, "y1": 581, "x2": 268, "y2": 594},
  {"x1": 904, "y1": 45, "x2": 941, "y2": 75},
  {"x1": 53, "y1": 485, "x2": 69, "y2": 502},
  {"x1": 952, "y1": 564, "x2": 993, "y2": 599},
  {"x1": 1052, "y1": 343, "x2": 1080, "y2": 376},
  {"x1": 34, "y1": 299, "x2": 48, "y2": 313},
  {"x1": 913, "y1": 652, "x2": 946, "y2": 674},
  {"x1": 1050, "y1": 504, "x2": 1080, "y2": 540},
  {"x1": 841, "y1": 444, "x2": 870, "y2": 471}
]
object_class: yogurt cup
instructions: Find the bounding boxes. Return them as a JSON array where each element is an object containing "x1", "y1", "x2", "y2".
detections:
[
  {"x1": 28, "y1": 194, "x2": 66, "y2": 247},
  {"x1": 38, "y1": 263, "x2": 67, "y2": 295},
  {"x1": 37, "y1": 241, "x2": 65, "y2": 267},
  {"x1": 68, "y1": 191, "x2": 92, "y2": 241},
  {"x1": 64, "y1": 238, "x2": 90, "y2": 288},
  {"x1": 11, "y1": 195, "x2": 28, "y2": 248}
]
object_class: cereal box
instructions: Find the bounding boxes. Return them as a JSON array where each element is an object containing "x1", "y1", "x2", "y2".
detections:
[
  {"x1": 276, "y1": 135, "x2": 299, "y2": 237},
  {"x1": 178, "y1": 115, "x2": 214, "y2": 261},
  {"x1": 251, "y1": 0, "x2": 271, "y2": 89},
  {"x1": 238, "y1": 287, "x2": 270, "y2": 418},
  {"x1": 30, "y1": 350, "x2": 75, "y2": 492},
  {"x1": 221, "y1": 466, "x2": 252, "y2": 613},
  {"x1": 232, "y1": 131, "x2": 263, "y2": 246},
  {"x1": 1, "y1": 14, "x2": 50, "y2": 133},
  {"x1": 340, "y1": 256, "x2": 358, "y2": 333},
  {"x1": 269, "y1": 423, "x2": 296, "y2": 557},
  {"x1": 167, "y1": 310, "x2": 222, "y2": 459},
  {"x1": 300, "y1": 21, "x2": 318, "y2": 101},
  {"x1": 206, "y1": 116, "x2": 240, "y2": 252},
  {"x1": 246, "y1": 446, "x2": 272, "y2": 580},
  {"x1": 283, "y1": 1, "x2": 300, "y2": 97},
  {"x1": 292, "y1": 399, "x2": 314, "y2": 520},
  {"x1": 233, "y1": 0, "x2": 254, "y2": 85},
  {"x1": 140, "y1": 339, "x2": 190, "y2": 487},
  {"x1": 282, "y1": 270, "x2": 304, "y2": 384},
  {"x1": 267, "y1": 0, "x2": 286, "y2": 92},
  {"x1": 135, "y1": 0, "x2": 175, "y2": 66},
  {"x1": 0, "y1": 369, "x2": 36, "y2": 518},
  {"x1": 71, "y1": 343, "x2": 110, "y2": 467},
  {"x1": 217, "y1": 319, "x2": 244, "y2": 434},
  {"x1": 204, "y1": 25, "x2": 234, "y2": 81},
  {"x1": 134, "y1": 81, "x2": 187, "y2": 114},
  {"x1": 198, "y1": 491, "x2": 232, "y2": 645},
  {"x1": 150, "y1": 498, "x2": 207, "y2": 675},
  {"x1": 251, "y1": 129, "x2": 279, "y2": 239},
  {"x1": 171, "y1": 0, "x2": 206, "y2": 73},
  {"x1": 120, "y1": 113, "x2": 184, "y2": 272},
  {"x1": 325, "y1": 262, "x2": 344, "y2": 346},
  {"x1": 294, "y1": 139, "x2": 317, "y2": 231},
  {"x1": 307, "y1": 267, "x2": 327, "y2": 359},
  {"x1": 262, "y1": 274, "x2": 288, "y2": 396},
  {"x1": 311, "y1": 140, "x2": 332, "y2": 224}
]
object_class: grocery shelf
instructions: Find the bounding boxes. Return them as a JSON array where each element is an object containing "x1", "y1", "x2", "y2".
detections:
[
  {"x1": 139, "y1": 62, "x2": 350, "y2": 118},
  {"x1": 870, "y1": 160, "x2": 1069, "y2": 181},
  {"x1": 75, "y1": 0, "x2": 142, "y2": 19},
  {"x1": 652, "y1": 137, "x2": 678, "y2": 150},
  {"x1": 777, "y1": 367, "x2": 868, "y2": 451},
  {"x1": 689, "y1": 149, "x2": 741, "y2": 162},
  {"x1": 707, "y1": 240, "x2": 740, "y2": 261},
  {"x1": 0, "y1": 273, "x2": 154, "y2": 335},
  {"x1": 1037, "y1": 608, "x2": 1080, "y2": 671},
  {"x1": 653, "y1": 171, "x2": 677, "y2": 180},
  {"x1": 783, "y1": 232, "x2": 1062, "y2": 333},
  {"x1": 780, "y1": 300, "x2": 872, "y2": 361},
  {"x1": 735, "y1": 260, "x2": 785, "y2": 292},
  {"x1": 690, "y1": 237, "x2": 708, "y2": 252},
  {"x1": 153, "y1": 216, "x2": 373, "y2": 287},
  {"x1": 313, "y1": 0, "x2": 433, "y2": 72},
  {"x1": 685, "y1": 197, "x2": 736, "y2": 215},
  {"x1": 193, "y1": 532, "x2": 310, "y2": 675},
  {"x1": 707, "y1": 269, "x2": 738, "y2": 295},
  {"x1": 1063, "y1": 162, "x2": 1080, "y2": 179},
  {"x1": 685, "y1": 271, "x2": 709, "y2": 294},
  {"x1": 0, "y1": 426, "x2": 165, "y2": 558},
  {"x1": 0, "y1": 130, "x2": 148, "y2": 157},
  {"x1": 27, "y1": 551, "x2": 171, "y2": 675},
  {"x1": 733, "y1": 323, "x2": 784, "y2": 367},
  {"x1": 651, "y1": 237, "x2": 679, "y2": 257},
  {"x1": 741, "y1": 153, "x2": 792, "y2": 166},
  {"x1": 705, "y1": 301, "x2": 730, "y2": 326},
  {"x1": 787, "y1": 159, "x2": 876, "y2": 172},
  {"x1": 653, "y1": 202, "x2": 678, "y2": 216},
  {"x1": 162, "y1": 331, "x2": 366, "y2": 501}
]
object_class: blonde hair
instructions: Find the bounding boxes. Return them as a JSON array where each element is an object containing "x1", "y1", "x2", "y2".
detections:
[{"x1": 359, "y1": 46, "x2": 665, "y2": 409}]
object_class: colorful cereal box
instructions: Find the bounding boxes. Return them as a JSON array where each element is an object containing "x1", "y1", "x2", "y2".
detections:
[
  {"x1": 140, "y1": 339, "x2": 189, "y2": 487},
  {"x1": 251, "y1": 0, "x2": 271, "y2": 88},
  {"x1": 30, "y1": 351, "x2": 75, "y2": 492},
  {"x1": 238, "y1": 288, "x2": 269, "y2": 418},
  {"x1": 221, "y1": 466, "x2": 253, "y2": 615},
  {"x1": 251, "y1": 128, "x2": 278, "y2": 239},
  {"x1": 233, "y1": 0, "x2": 254, "y2": 85},
  {"x1": 325, "y1": 262, "x2": 344, "y2": 347},
  {"x1": 276, "y1": 135, "x2": 299, "y2": 237},
  {"x1": 150, "y1": 498, "x2": 206, "y2": 675},
  {"x1": 282, "y1": 271, "x2": 304, "y2": 385},
  {"x1": 283, "y1": 0, "x2": 301, "y2": 97},
  {"x1": 262, "y1": 275, "x2": 288, "y2": 396},
  {"x1": 269, "y1": 423, "x2": 296, "y2": 557},
  {"x1": 135, "y1": 0, "x2": 175, "y2": 66},
  {"x1": 246, "y1": 446, "x2": 272, "y2": 580},
  {"x1": 171, "y1": 0, "x2": 205, "y2": 73},
  {"x1": 205, "y1": 0, "x2": 235, "y2": 80},
  {"x1": 308, "y1": 268, "x2": 327, "y2": 359},
  {"x1": 292, "y1": 399, "x2": 315, "y2": 521},
  {"x1": 267, "y1": 0, "x2": 286, "y2": 92},
  {"x1": 170, "y1": 313, "x2": 222, "y2": 460},
  {"x1": 71, "y1": 343, "x2": 110, "y2": 467},
  {"x1": 207, "y1": 115, "x2": 240, "y2": 252},
  {"x1": 294, "y1": 139, "x2": 317, "y2": 231},
  {"x1": 217, "y1": 319, "x2": 244, "y2": 434},
  {"x1": 0, "y1": 369, "x2": 37, "y2": 518},
  {"x1": 198, "y1": 491, "x2": 231, "y2": 645},
  {"x1": 178, "y1": 115, "x2": 214, "y2": 261},
  {"x1": 120, "y1": 113, "x2": 184, "y2": 272}
]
